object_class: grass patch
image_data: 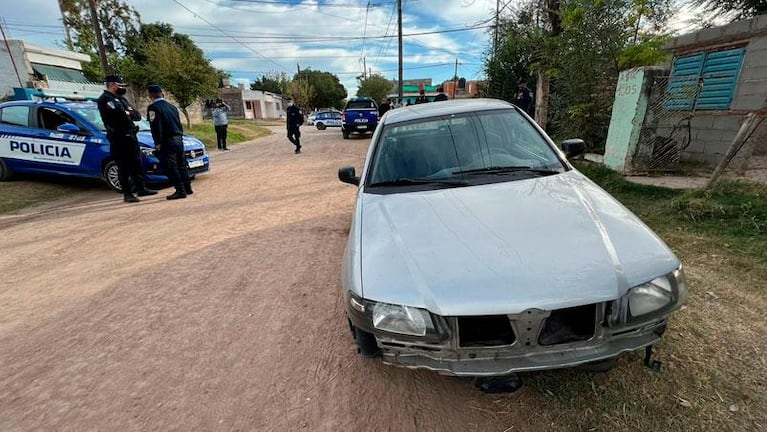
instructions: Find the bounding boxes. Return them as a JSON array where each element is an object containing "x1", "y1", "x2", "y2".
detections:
[
  {"x1": 186, "y1": 118, "x2": 272, "y2": 149},
  {"x1": 0, "y1": 178, "x2": 99, "y2": 214},
  {"x1": 503, "y1": 162, "x2": 767, "y2": 432}
]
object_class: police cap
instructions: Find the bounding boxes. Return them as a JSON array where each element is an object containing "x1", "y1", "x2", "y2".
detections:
[
  {"x1": 105, "y1": 74, "x2": 126, "y2": 85},
  {"x1": 147, "y1": 84, "x2": 163, "y2": 94}
]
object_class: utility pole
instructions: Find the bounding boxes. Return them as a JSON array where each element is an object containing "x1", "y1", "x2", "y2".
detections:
[
  {"x1": 493, "y1": 0, "x2": 500, "y2": 60},
  {"x1": 397, "y1": 0, "x2": 403, "y2": 106},
  {"x1": 452, "y1": 58, "x2": 458, "y2": 100},
  {"x1": 296, "y1": 63, "x2": 301, "y2": 105},
  {"x1": 87, "y1": 0, "x2": 109, "y2": 76},
  {"x1": 0, "y1": 18, "x2": 23, "y2": 87},
  {"x1": 363, "y1": 56, "x2": 367, "y2": 79}
]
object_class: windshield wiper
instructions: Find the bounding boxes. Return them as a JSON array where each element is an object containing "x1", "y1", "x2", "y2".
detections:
[
  {"x1": 453, "y1": 165, "x2": 561, "y2": 176},
  {"x1": 369, "y1": 178, "x2": 468, "y2": 187}
]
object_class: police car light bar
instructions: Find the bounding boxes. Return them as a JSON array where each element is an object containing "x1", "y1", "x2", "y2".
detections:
[{"x1": 12, "y1": 87, "x2": 100, "y2": 102}]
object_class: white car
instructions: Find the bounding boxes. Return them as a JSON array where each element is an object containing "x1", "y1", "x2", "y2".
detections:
[{"x1": 337, "y1": 99, "x2": 686, "y2": 379}]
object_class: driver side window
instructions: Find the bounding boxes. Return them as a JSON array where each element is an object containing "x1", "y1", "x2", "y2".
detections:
[{"x1": 38, "y1": 107, "x2": 78, "y2": 132}]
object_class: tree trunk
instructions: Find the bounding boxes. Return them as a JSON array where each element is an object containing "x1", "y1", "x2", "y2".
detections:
[
  {"x1": 181, "y1": 106, "x2": 191, "y2": 128},
  {"x1": 535, "y1": 71, "x2": 549, "y2": 130}
]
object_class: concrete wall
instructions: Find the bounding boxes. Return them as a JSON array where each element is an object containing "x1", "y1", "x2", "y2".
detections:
[
  {"x1": 217, "y1": 87, "x2": 284, "y2": 119},
  {"x1": 604, "y1": 68, "x2": 651, "y2": 172},
  {"x1": 664, "y1": 15, "x2": 767, "y2": 165},
  {"x1": 0, "y1": 40, "x2": 32, "y2": 98}
]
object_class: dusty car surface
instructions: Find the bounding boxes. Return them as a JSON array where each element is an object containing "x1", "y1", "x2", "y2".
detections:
[{"x1": 337, "y1": 98, "x2": 687, "y2": 377}]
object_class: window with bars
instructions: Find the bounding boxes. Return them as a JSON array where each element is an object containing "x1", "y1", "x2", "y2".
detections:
[{"x1": 666, "y1": 47, "x2": 746, "y2": 111}]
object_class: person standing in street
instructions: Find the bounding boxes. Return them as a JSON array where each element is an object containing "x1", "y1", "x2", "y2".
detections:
[
  {"x1": 210, "y1": 98, "x2": 231, "y2": 151},
  {"x1": 414, "y1": 89, "x2": 429, "y2": 104},
  {"x1": 434, "y1": 87, "x2": 449, "y2": 102},
  {"x1": 97, "y1": 74, "x2": 157, "y2": 203},
  {"x1": 514, "y1": 81, "x2": 533, "y2": 114},
  {"x1": 286, "y1": 100, "x2": 303, "y2": 154},
  {"x1": 378, "y1": 98, "x2": 391, "y2": 117},
  {"x1": 146, "y1": 85, "x2": 192, "y2": 200}
]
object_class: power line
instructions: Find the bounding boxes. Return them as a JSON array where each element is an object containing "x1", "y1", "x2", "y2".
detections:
[
  {"x1": 170, "y1": 0, "x2": 287, "y2": 71},
  {"x1": 227, "y1": 0, "x2": 396, "y2": 7}
]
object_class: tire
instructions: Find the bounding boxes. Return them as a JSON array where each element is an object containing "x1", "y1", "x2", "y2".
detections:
[
  {"x1": 342, "y1": 129, "x2": 350, "y2": 139},
  {"x1": 316, "y1": 123, "x2": 326, "y2": 130},
  {"x1": 353, "y1": 326, "x2": 380, "y2": 358},
  {"x1": 0, "y1": 158, "x2": 12, "y2": 181},
  {"x1": 102, "y1": 160, "x2": 123, "y2": 192}
]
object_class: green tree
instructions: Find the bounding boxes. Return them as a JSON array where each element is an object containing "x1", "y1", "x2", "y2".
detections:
[
  {"x1": 60, "y1": 0, "x2": 140, "y2": 81},
  {"x1": 356, "y1": 74, "x2": 392, "y2": 104},
  {"x1": 294, "y1": 69, "x2": 347, "y2": 109},
  {"x1": 288, "y1": 79, "x2": 316, "y2": 109},
  {"x1": 251, "y1": 71, "x2": 290, "y2": 94}
]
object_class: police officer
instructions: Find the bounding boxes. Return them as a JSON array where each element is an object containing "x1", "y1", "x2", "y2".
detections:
[
  {"x1": 286, "y1": 100, "x2": 303, "y2": 154},
  {"x1": 97, "y1": 74, "x2": 157, "y2": 203},
  {"x1": 146, "y1": 85, "x2": 192, "y2": 200}
]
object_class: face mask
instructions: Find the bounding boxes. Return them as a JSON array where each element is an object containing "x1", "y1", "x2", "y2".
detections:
[{"x1": 116, "y1": 87, "x2": 127, "y2": 96}]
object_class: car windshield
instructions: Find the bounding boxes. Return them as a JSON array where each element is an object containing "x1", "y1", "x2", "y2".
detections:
[
  {"x1": 69, "y1": 106, "x2": 151, "y2": 132},
  {"x1": 367, "y1": 109, "x2": 565, "y2": 188}
]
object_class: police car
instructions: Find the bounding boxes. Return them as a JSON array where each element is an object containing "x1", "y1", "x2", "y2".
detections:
[{"x1": 0, "y1": 99, "x2": 210, "y2": 192}]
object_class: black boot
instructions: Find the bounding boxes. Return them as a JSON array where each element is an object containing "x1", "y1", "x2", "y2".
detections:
[
  {"x1": 166, "y1": 190, "x2": 187, "y2": 200},
  {"x1": 184, "y1": 183, "x2": 194, "y2": 195},
  {"x1": 137, "y1": 188, "x2": 158, "y2": 197},
  {"x1": 124, "y1": 194, "x2": 140, "y2": 203}
]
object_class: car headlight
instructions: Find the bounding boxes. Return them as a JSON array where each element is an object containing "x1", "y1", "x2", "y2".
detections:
[
  {"x1": 371, "y1": 302, "x2": 433, "y2": 336},
  {"x1": 140, "y1": 147, "x2": 157, "y2": 157},
  {"x1": 626, "y1": 266, "x2": 687, "y2": 320}
]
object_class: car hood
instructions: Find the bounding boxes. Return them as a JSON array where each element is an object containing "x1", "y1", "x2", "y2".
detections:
[
  {"x1": 136, "y1": 131, "x2": 205, "y2": 150},
  {"x1": 358, "y1": 170, "x2": 679, "y2": 316}
]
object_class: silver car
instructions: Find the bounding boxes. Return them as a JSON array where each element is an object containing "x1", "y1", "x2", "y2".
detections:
[{"x1": 337, "y1": 99, "x2": 686, "y2": 377}]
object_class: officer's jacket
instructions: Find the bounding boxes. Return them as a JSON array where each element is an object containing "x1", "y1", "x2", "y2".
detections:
[
  {"x1": 147, "y1": 98, "x2": 184, "y2": 146},
  {"x1": 286, "y1": 105, "x2": 303, "y2": 129},
  {"x1": 96, "y1": 90, "x2": 141, "y2": 137}
]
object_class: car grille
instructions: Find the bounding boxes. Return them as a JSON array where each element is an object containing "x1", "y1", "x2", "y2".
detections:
[
  {"x1": 457, "y1": 315, "x2": 516, "y2": 347},
  {"x1": 537, "y1": 304, "x2": 597, "y2": 346},
  {"x1": 186, "y1": 149, "x2": 205, "y2": 159}
]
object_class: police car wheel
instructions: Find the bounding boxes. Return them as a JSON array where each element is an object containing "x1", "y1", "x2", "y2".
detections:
[
  {"x1": 0, "y1": 158, "x2": 12, "y2": 181},
  {"x1": 316, "y1": 123, "x2": 326, "y2": 130},
  {"x1": 342, "y1": 130, "x2": 350, "y2": 139},
  {"x1": 102, "y1": 160, "x2": 123, "y2": 192}
]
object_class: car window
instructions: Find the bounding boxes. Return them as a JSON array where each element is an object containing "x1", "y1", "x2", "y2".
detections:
[
  {"x1": 0, "y1": 106, "x2": 30, "y2": 127},
  {"x1": 346, "y1": 100, "x2": 376, "y2": 109},
  {"x1": 368, "y1": 109, "x2": 564, "y2": 186},
  {"x1": 38, "y1": 107, "x2": 77, "y2": 131},
  {"x1": 70, "y1": 106, "x2": 106, "y2": 131}
]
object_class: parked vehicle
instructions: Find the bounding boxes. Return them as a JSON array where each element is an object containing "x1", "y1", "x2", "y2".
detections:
[
  {"x1": 0, "y1": 100, "x2": 210, "y2": 192},
  {"x1": 307, "y1": 112, "x2": 318, "y2": 126},
  {"x1": 337, "y1": 99, "x2": 686, "y2": 377},
  {"x1": 341, "y1": 97, "x2": 378, "y2": 139},
  {"x1": 314, "y1": 111, "x2": 342, "y2": 130}
]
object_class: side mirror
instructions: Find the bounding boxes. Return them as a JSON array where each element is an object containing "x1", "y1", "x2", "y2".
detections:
[
  {"x1": 561, "y1": 139, "x2": 586, "y2": 159},
  {"x1": 338, "y1": 166, "x2": 360, "y2": 186},
  {"x1": 57, "y1": 123, "x2": 86, "y2": 135}
]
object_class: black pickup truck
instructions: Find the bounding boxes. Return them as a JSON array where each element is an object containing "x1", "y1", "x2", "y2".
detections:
[{"x1": 341, "y1": 97, "x2": 379, "y2": 139}]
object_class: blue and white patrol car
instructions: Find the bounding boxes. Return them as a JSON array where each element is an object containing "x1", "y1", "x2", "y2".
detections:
[{"x1": 0, "y1": 99, "x2": 210, "y2": 192}]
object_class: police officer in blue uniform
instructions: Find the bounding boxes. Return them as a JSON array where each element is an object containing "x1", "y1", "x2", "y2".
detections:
[
  {"x1": 97, "y1": 75, "x2": 157, "y2": 203},
  {"x1": 146, "y1": 85, "x2": 192, "y2": 200},
  {"x1": 286, "y1": 100, "x2": 303, "y2": 154}
]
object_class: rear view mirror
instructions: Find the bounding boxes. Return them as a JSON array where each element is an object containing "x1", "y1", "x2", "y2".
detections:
[
  {"x1": 338, "y1": 166, "x2": 359, "y2": 185},
  {"x1": 561, "y1": 139, "x2": 586, "y2": 158}
]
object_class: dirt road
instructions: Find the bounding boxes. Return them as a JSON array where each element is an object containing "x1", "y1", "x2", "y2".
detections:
[{"x1": 0, "y1": 127, "x2": 553, "y2": 431}]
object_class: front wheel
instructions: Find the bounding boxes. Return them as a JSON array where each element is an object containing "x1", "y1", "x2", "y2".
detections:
[
  {"x1": 342, "y1": 129, "x2": 350, "y2": 139},
  {"x1": 102, "y1": 160, "x2": 122, "y2": 192},
  {"x1": 0, "y1": 158, "x2": 12, "y2": 181},
  {"x1": 316, "y1": 123, "x2": 326, "y2": 130}
]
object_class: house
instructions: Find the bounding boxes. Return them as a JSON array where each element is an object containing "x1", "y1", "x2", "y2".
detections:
[
  {"x1": 217, "y1": 82, "x2": 284, "y2": 120},
  {"x1": 0, "y1": 40, "x2": 102, "y2": 100},
  {"x1": 387, "y1": 78, "x2": 486, "y2": 104}
]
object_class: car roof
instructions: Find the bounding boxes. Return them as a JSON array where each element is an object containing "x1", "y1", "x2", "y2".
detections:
[
  {"x1": 0, "y1": 100, "x2": 96, "y2": 109},
  {"x1": 382, "y1": 98, "x2": 517, "y2": 125}
]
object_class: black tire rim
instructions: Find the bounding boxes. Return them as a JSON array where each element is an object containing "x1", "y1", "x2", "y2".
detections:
[{"x1": 105, "y1": 162, "x2": 122, "y2": 191}]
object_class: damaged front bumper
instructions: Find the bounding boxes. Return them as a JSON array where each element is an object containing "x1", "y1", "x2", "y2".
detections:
[{"x1": 348, "y1": 296, "x2": 670, "y2": 377}]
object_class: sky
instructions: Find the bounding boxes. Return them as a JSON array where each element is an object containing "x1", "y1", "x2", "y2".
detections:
[{"x1": 0, "y1": 0, "x2": 500, "y2": 97}]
